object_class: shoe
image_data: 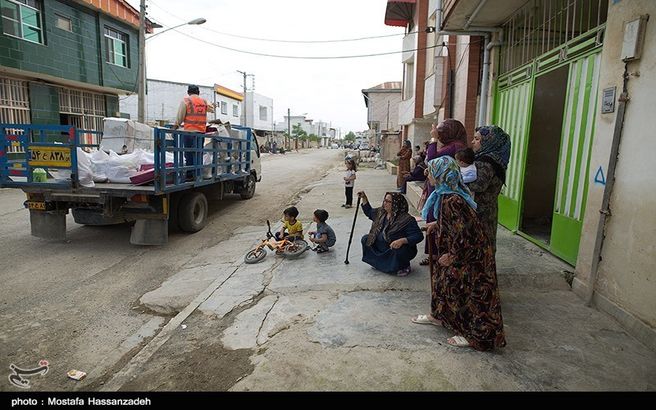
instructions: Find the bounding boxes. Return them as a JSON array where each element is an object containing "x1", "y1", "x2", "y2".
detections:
[
  {"x1": 397, "y1": 266, "x2": 411, "y2": 277},
  {"x1": 341, "y1": 204, "x2": 346, "y2": 207},
  {"x1": 344, "y1": 205, "x2": 352, "y2": 209},
  {"x1": 316, "y1": 248, "x2": 329, "y2": 254}
]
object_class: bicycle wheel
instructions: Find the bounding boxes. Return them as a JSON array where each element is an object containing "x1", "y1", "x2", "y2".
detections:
[
  {"x1": 283, "y1": 240, "x2": 308, "y2": 258},
  {"x1": 244, "y1": 248, "x2": 267, "y2": 264}
]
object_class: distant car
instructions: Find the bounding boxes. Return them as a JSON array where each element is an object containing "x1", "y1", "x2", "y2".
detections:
[
  {"x1": 359, "y1": 143, "x2": 369, "y2": 150},
  {"x1": 330, "y1": 143, "x2": 339, "y2": 149}
]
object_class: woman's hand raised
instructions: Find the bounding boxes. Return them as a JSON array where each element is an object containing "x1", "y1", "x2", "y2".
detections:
[{"x1": 357, "y1": 191, "x2": 368, "y2": 204}]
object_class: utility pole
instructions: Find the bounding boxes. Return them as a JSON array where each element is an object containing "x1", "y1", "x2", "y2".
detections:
[
  {"x1": 137, "y1": 0, "x2": 146, "y2": 123},
  {"x1": 237, "y1": 70, "x2": 253, "y2": 127},
  {"x1": 287, "y1": 108, "x2": 291, "y2": 150}
]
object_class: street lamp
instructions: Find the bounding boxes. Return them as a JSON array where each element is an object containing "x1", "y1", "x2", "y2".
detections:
[
  {"x1": 146, "y1": 18, "x2": 207, "y2": 40},
  {"x1": 137, "y1": 9, "x2": 206, "y2": 123}
]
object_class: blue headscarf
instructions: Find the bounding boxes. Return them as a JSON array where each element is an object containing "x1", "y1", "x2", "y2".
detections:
[
  {"x1": 421, "y1": 156, "x2": 477, "y2": 221},
  {"x1": 474, "y1": 125, "x2": 511, "y2": 169}
]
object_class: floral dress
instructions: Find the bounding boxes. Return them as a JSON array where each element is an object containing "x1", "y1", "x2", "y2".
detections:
[{"x1": 431, "y1": 194, "x2": 506, "y2": 351}]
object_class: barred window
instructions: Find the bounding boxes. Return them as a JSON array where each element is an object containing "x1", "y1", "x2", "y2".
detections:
[
  {"x1": 500, "y1": 0, "x2": 608, "y2": 74},
  {"x1": 0, "y1": 76, "x2": 30, "y2": 153},
  {"x1": 221, "y1": 101, "x2": 227, "y2": 115},
  {"x1": 259, "y1": 105, "x2": 267, "y2": 121},
  {"x1": 58, "y1": 88, "x2": 105, "y2": 145},
  {"x1": 232, "y1": 104, "x2": 238, "y2": 117}
]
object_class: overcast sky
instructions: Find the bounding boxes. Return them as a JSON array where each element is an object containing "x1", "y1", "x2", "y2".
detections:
[{"x1": 126, "y1": 0, "x2": 405, "y2": 133}]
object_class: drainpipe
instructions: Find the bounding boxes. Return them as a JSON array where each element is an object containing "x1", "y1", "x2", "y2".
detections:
[
  {"x1": 464, "y1": 0, "x2": 488, "y2": 30},
  {"x1": 478, "y1": 31, "x2": 503, "y2": 127},
  {"x1": 585, "y1": 64, "x2": 631, "y2": 306}
]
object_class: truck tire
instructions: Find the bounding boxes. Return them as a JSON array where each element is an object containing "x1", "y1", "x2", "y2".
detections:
[
  {"x1": 240, "y1": 174, "x2": 256, "y2": 200},
  {"x1": 178, "y1": 191, "x2": 208, "y2": 233},
  {"x1": 72, "y1": 208, "x2": 125, "y2": 226}
]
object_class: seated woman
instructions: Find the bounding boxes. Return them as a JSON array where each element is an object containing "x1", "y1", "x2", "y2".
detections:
[
  {"x1": 399, "y1": 152, "x2": 427, "y2": 194},
  {"x1": 412, "y1": 156, "x2": 506, "y2": 351},
  {"x1": 358, "y1": 191, "x2": 423, "y2": 277}
]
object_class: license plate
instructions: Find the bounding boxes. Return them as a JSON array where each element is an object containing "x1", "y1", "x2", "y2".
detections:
[
  {"x1": 29, "y1": 146, "x2": 71, "y2": 167},
  {"x1": 26, "y1": 201, "x2": 46, "y2": 210}
]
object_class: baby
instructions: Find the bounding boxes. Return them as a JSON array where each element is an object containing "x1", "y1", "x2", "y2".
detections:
[{"x1": 455, "y1": 148, "x2": 477, "y2": 184}]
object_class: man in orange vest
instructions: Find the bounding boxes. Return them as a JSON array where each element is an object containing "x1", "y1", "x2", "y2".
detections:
[{"x1": 174, "y1": 85, "x2": 215, "y2": 179}]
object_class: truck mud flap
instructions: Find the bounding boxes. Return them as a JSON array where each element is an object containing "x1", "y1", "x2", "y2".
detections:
[
  {"x1": 130, "y1": 219, "x2": 168, "y2": 246},
  {"x1": 29, "y1": 209, "x2": 67, "y2": 241}
]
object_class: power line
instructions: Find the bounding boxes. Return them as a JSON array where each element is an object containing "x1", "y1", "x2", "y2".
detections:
[
  {"x1": 173, "y1": 29, "x2": 449, "y2": 60},
  {"x1": 148, "y1": 0, "x2": 410, "y2": 44}
]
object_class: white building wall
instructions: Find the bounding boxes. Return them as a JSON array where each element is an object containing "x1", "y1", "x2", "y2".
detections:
[
  {"x1": 574, "y1": 0, "x2": 656, "y2": 338},
  {"x1": 367, "y1": 91, "x2": 402, "y2": 132},
  {"x1": 120, "y1": 80, "x2": 217, "y2": 124},
  {"x1": 245, "y1": 92, "x2": 274, "y2": 131}
]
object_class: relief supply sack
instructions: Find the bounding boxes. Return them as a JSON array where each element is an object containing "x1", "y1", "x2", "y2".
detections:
[{"x1": 76, "y1": 148, "x2": 95, "y2": 188}]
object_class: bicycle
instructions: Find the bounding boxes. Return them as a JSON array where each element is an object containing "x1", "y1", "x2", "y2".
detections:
[{"x1": 244, "y1": 220, "x2": 309, "y2": 264}]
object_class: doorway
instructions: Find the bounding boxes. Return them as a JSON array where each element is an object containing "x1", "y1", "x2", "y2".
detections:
[{"x1": 520, "y1": 66, "x2": 569, "y2": 244}]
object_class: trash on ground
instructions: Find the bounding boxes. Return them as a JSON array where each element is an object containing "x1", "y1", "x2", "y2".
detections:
[{"x1": 67, "y1": 370, "x2": 87, "y2": 381}]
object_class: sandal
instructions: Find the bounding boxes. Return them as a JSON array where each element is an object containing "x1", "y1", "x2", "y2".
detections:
[
  {"x1": 316, "y1": 248, "x2": 329, "y2": 254},
  {"x1": 419, "y1": 258, "x2": 430, "y2": 266},
  {"x1": 447, "y1": 335, "x2": 471, "y2": 348},
  {"x1": 397, "y1": 266, "x2": 411, "y2": 277},
  {"x1": 411, "y1": 314, "x2": 442, "y2": 327}
]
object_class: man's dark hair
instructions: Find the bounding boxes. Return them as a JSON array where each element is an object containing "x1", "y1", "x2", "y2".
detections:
[
  {"x1": 314, "y1": 209, "x2": 329, "y2": 223},
  {"x1": 455, "y1": 147, "x2": 475, "y2": 165},
  {"x1": 284, "y1": 206, "x2": 299, "y2": 218},
  {"x1": 187, "y1": 84, "x2": 200, "y2": 95}
]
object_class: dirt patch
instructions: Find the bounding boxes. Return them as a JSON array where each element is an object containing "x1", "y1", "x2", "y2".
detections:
[{"x1": 117, "y1": 312, "x2": 254, "y2": 391}]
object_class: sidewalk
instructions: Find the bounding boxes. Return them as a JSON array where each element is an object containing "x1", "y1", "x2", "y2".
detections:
[{"x1": 101, "y1": 166, "x2": 656, "y2": 391}]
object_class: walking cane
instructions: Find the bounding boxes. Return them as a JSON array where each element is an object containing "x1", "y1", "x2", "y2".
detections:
[{"x1": 344, "y1": 196, "x2": 362, "y2": 264}]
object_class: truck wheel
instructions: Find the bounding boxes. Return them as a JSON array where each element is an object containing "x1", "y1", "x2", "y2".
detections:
[
  {"x1": 178, "y1": 192, "x2": 208, "y2": 233},
  {"x1": 240, "y1": 174, "x2": 256, "y2": 200}
]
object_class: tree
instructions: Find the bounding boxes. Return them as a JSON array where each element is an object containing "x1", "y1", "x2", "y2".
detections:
[
  {"x1": 292, "y1": 123, "x2": 308, "y2": 140},
  {"x1": 344, "y1": 131, "x2": 356, "y2": 142},
  {"x1": 308, "y1": 134, "x2": 319, "y2": 142}
]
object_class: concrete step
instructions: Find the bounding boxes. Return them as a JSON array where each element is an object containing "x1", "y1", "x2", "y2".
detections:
[
  {"x1": 406, "y1": 181, "x2": 424, "y2": 212},
  {"x1": 386, "y1": 162, "x2": 398, "y2": 175}
]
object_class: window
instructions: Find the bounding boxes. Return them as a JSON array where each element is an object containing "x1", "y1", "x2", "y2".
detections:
[
  {"x1": 403, "y1": 62, "x2": 414, "y2": 99},
  {"x1": 0, "y1": 76, "x2": 30, "y2": 153},
  {"x1": 55, "y1": 13, "x2": 71, "y2": 32},
  {"x1": 58, "y1": 88, "x2": 105, "y2": 145},
  {"x1": 259, "y1": 105, "x2": 267, "y2": 121},
  {"x1": 232, "y1": 104, "x2": 238, "y2": 117},
  {"x1": 104, "y1": 27, "x2": 128, "y2": 67},
  {"x1": 1, "y1": 0, "x2": 43, "y2": 44},
  {"x1": 220, "y1": 101, "x2": 227, "y2": 115}
]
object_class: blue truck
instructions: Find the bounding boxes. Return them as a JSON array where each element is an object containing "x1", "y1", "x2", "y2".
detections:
[{"x1": 0, "y1": 123, "x2": 262, "y2": 245}]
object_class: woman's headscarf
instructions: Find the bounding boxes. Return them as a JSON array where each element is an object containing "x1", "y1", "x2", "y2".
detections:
[
  {"x1": 366, "y1": 192, "x2": 414, "y2": 246},
  {"x1": 474, "y1": 125, "x2": 511, "y2": 182},
  {"x1": 436, "y1": 119, "x2": 468, "y2": 146},
  {"x1": 421, "y1": 156, "x2": 477, "y2": 221}
]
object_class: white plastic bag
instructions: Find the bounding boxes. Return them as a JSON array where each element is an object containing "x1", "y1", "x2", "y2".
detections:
[
  {"x1": 76, "y1": 148, "x2": 95, "y2": 188},
  {"x1": 90, "y1": 149, "x2": 110, "y2": 182}
]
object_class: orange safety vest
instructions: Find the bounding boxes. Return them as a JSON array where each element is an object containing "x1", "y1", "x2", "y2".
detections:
[{"x1": 183, "y1": 95, "x2": 208, "y2": 132}]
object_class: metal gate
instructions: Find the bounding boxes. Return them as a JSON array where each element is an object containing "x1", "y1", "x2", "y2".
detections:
[
  {"x1": 492, "y1": 25, "x2": 604, "y2": 265},
  {"x1": 493, "y1": 67, "x2": 534, "y2": 230},
  {"x1": 550, "y1": 52, "x2": 602, "y2": 264}
]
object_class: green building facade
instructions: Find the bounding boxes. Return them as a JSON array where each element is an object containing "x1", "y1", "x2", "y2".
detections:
[{"x1": 0, "y1": 0, "x2": 140, "y2": 136}]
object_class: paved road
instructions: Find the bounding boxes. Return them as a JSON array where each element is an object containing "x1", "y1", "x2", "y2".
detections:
[{"x1": 0, "y1": 148, "x2": 342, "y2": 391}]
